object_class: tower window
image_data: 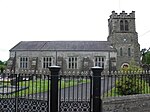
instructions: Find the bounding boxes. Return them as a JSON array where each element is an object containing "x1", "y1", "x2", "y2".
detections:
[
  {"x1": 128, "y1": 48, "x2": 131, "y2": 56},
  {"x1": 120, "y1": 20, "x2": 129, "y2": 31},
  {"x1": 120, "y1": 20, "x2": 124, "y2": 31},
  {"x1": 125, "y1": 20, "x2": 129, "y2": 31},
  {"x1": 120, "y1": 48, "x2": 123, "y2": 56}
]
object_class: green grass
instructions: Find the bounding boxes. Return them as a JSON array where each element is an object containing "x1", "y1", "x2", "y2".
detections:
[
  {"x1": 0, "y1": 78, "x2": 90, "y2": 97},
  {"x1": 18, "y1": 79, "x2": 49, "y2": 96}
]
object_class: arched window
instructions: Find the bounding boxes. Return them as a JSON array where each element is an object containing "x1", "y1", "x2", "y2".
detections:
[
  {"x1": 120, "y1": 20, "x2": 129, "y2": 31},
  {"x1": 120, "y1": 20, "x2": 124, "y2": 31},
  {"x1": 125, "y1": 20, "x2": 129, "y2": 31},
  {"x1": 120, "y1": 48, "x2": 123, "y2": 56},
  {"x1": 128, "y1": 48, "x2": 131, "y2": 56}
]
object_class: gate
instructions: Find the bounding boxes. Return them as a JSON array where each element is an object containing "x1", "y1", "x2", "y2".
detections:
[
  {"x1": 59, "y1": 72, "x2": 92, "y2": 112},
  {"x1": 49, "y1": 66, "x2": 103, "y2": 112},
  {"x1": 0, "y1": 72, "x2": 50, "y2": 112},
  {"x1": 0, "y1": 66, "x2": 103, "y2": 112}
]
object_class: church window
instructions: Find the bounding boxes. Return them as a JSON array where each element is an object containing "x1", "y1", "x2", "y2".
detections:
[
  {"x1": 128, "y1": 48, "x2": 131, "y2": 56},
  {"x1": 120, "y1": 20, "x2": 129, "y2": 31},
  {"x1": 125, "y1": 20, "x2": 129, "y2": 31},
  {"x1": 120, "y1": 20, "x2": 124, "y2": 31},
  {"x1": 42, "y1": 57, "x2": 53, "y2": 68},
  {"x1": 120, "y1": 48, "x2": 123, "y2": 56},
  {"x1": 19, "y1": 57, "x2": 29, "y2": 69},
  {"x1": 68, "y1": 57, "x2": 78, "y2": 69},
  {"x1": 94, "y1": 56, "x2": 104, "y2": 68}
]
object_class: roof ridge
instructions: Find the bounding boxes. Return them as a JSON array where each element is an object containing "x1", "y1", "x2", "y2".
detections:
[
  {"x1": 10, "y1": 41, "x2": 116, "y2": 52},
  {"x1": 20, "y1": 40, "x2": 109, "y2": 42}
]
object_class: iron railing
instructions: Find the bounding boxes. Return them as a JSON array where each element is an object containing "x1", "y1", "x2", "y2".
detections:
[
  {"x1": 101, "y1": 70, "x2": 150, "y2": 98},
  {"x1": 0, "y1": 68, "x2": 150, "y2": 111},
  {"x1": 0, "y1": 70, "x2": 50, "y2": 112}
]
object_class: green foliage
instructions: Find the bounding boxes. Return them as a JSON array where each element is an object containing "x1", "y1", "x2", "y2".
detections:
[
  {"x1": 0, "y1": 60, "x2": 7, "y2": 72},
  {"x1": 116, "y1": 61, "x2": 148, "y2": 95},
  {"x1": 115, "y1": 76, "x2": 148, "y2": 95},
  {"x1": 144, "y1": 52, "x2": 150, "y2": 64},
  {"x1": 141, "y1": 48, "x2": 150, "y2": 64}
]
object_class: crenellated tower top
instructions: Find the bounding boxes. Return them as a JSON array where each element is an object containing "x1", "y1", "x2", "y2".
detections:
[
  {"x1": 108, "y1": 11, "x2": 136, "y2": 35},
  {"x1": 109, "y1": 11, "x2": 135, "y2": 19}
]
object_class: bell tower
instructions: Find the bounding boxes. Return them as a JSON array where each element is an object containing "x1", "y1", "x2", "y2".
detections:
[{"x1": 107, "y1": 11, "x2": 140, "y2": 68}]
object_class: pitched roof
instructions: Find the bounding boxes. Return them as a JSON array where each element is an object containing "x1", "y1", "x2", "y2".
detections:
[{"x1": 10, "y1": 41, "x2": 116, "y2": 52}]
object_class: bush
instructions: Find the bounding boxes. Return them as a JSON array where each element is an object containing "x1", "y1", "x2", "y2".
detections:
[
  {"x1": 116, "y1": 75, "x2": 144, "y2": 95},
  {"x1": 116, "y1": 61, "x2": 148, "y2": 95}
]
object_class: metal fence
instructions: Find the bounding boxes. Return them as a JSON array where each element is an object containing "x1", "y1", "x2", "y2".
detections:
[
  {"x1": 59, "y1": 72, "x2": 92, "y2": 112},
  {"x1": 0, "y1": 70, "x2": 50, "y2": 112},
  {"x1": 101, "y1": 70, "x2": 150, "y2": 98},
  {"x1": 0, "y1": 68, "x2": 150, "y2": 112},
  {"x1": 0, "y1": 67, "x2": 103, "y2": 112}
]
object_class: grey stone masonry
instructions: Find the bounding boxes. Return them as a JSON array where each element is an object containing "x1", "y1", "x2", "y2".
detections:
[
  {"x1": 110, "y1": 11, "x2": 135, "y2": 19},
  {"x1": 103, "y1": 94, "x2": 150, "y2": 112},
  {"x1": 107, "y1": 11, "x2": 140, "y2": 68}
]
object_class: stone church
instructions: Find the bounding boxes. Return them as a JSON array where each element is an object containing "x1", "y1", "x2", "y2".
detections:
[{"x1": 7, "y1": 11, "x2": 140, "y2": 72}]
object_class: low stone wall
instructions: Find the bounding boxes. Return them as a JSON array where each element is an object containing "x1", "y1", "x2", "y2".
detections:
[{"x1": 103, "y1": 94, "x2": 150, "y2": 112}]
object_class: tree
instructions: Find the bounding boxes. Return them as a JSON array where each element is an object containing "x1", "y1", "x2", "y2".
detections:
[
  {"x1": 0, "y1": 60, "x2": 7, "y2": 72},
  {"x1": 141, "y1": 48, "x2": 150, "y2": 64}
]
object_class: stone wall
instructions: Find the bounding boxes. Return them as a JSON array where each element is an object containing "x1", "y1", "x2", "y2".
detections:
[
  {"x1": 10, "y1": 50, "x2": 117, "y2": 71},
  {"x1": 103, "y1": 94, "x2": 150, "y2": 112}
]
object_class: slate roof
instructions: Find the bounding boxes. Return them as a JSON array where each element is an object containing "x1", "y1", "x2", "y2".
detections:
[{"x1": 10, "y1": 41, "x2": 116, "y2": 52}]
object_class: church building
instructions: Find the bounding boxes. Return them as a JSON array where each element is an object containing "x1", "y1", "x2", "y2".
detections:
[{"x1": 7, "y1": 11, "x2": 140, "y2": 72}]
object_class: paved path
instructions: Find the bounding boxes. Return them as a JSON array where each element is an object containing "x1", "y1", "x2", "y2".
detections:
[{"x1": 25, "y1": 77, "x2": 115, "y2": 100}]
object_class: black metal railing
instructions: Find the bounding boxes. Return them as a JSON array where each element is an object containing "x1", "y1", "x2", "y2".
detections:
[
  {"x1": 0, "y1": 68, "x2": 150, "y2": 112},
  {"x1": 0, "y1": 70, "x2": 50, "y2": 112},
  {"x1": 59, "y1": 72, "x2": 92, "y2": 112},
  {"x1": 101, "y1": 70, "x2": 150, "y2": 98}
]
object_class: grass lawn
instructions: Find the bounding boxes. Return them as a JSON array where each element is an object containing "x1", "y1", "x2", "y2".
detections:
[{"x1": 13, "y1": 78, "x2": 91, "y2": 96}]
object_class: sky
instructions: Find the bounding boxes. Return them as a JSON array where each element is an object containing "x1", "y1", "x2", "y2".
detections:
[{"x1": 0, "y1": 0, "x2": 150, "y2": 61}]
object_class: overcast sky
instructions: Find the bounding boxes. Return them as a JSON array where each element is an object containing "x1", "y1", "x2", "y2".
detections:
[{"x1": 0, "y1": 0, "x2": 150, "y2": 61}]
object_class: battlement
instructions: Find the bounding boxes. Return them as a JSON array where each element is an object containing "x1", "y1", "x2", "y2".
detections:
[{"x1": 109, "y1": 11, "x2": 135, "y2": 19}]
